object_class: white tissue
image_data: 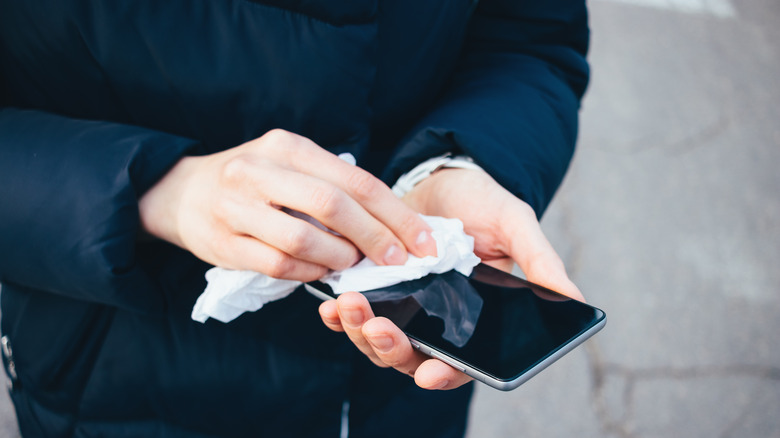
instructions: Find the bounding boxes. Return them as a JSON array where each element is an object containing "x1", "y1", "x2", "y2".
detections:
[
  {"x1": 321, "y1": 216, "x2": 480, "y2": 294},
  {"x1": 192, "y1": 269, "x2": 301, "y2": 323},
  {"x1": 191, "y1": 215, "x2": 481, "y2": 323}
]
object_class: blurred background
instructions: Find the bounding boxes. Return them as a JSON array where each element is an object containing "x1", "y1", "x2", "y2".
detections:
[
  {"x1": 467, "y1": 0, "x2": 780, "y2": 436},
  {"x1": 1, "y1": 0, "x2": 778, "y2": 437}
]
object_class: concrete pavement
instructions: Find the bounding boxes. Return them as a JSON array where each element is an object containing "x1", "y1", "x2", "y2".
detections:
[{"x1": 467, "y1": 0, "x2": 780, "y2": 436}]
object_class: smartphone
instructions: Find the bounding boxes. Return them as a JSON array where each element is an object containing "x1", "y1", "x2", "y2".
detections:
[{"x1": 305, "y1": 263, "x2": 606, "y2": 391}]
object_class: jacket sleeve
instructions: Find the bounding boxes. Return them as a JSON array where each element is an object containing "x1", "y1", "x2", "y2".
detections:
[
  {"x1": 0, "y1": 106, "x2": 201, "y2": 312},
  {"x1": 382, "y1": 0, "x2": 589, "y2": 217}
]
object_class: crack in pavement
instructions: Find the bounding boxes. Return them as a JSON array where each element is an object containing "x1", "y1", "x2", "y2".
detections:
[
  {"x1": 586, "y1": 341, "x2": 637, "y2": 438},
  {"x1": 552, "y1": 137, "x2": 779, "y2": 438},
  {"x1": 717, "y1": 385, "x2": 766, "y2": 438},
  {"x1": 585, "y1": 340, "x2": 780, "y2": 438},
  {"x1": 589, "y1": 111, "x2": 733, "y2": 157},
  {"x1": 600, "y1": 363, "x2": 780, "y2": 381}
]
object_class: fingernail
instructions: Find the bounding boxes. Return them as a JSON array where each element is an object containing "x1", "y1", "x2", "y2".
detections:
[
  {"x1": 383, "y1": 244, "x2": 407, "y2": 265},
  {"x1": 416, "y1": 230, "x2": 437, "y2": 257},
  {"x1": 367, "y1": 334, "x2": 394, "y2": 353},
  {"x1": 342, "y1": 308, "x2": 364, "y2": 327}
]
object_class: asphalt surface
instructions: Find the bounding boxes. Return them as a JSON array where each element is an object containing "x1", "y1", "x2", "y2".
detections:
[{"x1": 1, "y1": 1, "x2": 778, "y2": 437}]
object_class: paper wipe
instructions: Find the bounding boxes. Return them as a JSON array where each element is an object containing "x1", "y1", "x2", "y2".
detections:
[{"x1": 191, "y1": 215, "x2": 481, "y2": 323}]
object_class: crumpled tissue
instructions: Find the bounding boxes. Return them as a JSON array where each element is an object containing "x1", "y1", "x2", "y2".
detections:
[{"x1": 191, "y1": 215, "x2": 481, "y2": 323}]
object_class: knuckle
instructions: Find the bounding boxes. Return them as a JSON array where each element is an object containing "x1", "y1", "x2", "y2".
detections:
[
  {"x1": 280, "y1": 226, "x2": 312, "y2": 256},
  {"x1": 263, "y1": 252, "x2": 294, "y2": 279},
  {"x1": 396, "y1": 210, "x2": 421, "y2": 235},
  {"x1": 333, "y1": 245, "x2": 361, "y2": 270},
  {"x1": 365, "y1": 230, "x2": 393, "y2": 255},
  {"x1": 345, "y1": 169, "x2": 381, "y2": 201},
  {"x1": 266, "y1": 128, "x2": 308, "y2": 156},
  {"x1": 308, "y1": 185, "x2": 342, "y2": 219},
  {"x1": 262, "y1": 128, "x2": 294, "y2": 146},
  {"x1": 258, "y1": 129, "x2": 304, "y2": 161},
  {"x1": 264, "y1": 128, "x2": 291, "y2": 139},
  {"x1": 299, "y1": 265, "x2": 329, "y2": 283},
  {"x1": 383, "y1": 357, "x2": 406, "y2": 369},
  {"x1": 221, "y1": 155, "x2": 254, "y2": 186}
]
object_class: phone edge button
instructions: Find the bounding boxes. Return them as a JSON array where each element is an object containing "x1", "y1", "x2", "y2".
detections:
[{"x1": 428, "y1": 351, "x2": 467, "y2": 373}]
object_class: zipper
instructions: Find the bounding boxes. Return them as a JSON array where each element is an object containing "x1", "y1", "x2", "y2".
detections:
[{"x1": 1, "y1": 335, "x2": 17, "y2": 388}]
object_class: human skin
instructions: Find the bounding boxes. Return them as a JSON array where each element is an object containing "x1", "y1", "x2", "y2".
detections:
[
  {"x1": 139, "y1": 128, "x2": 583, "y2": 391},
  {"x1": 139, "y1": 129, "x2": 438, "y2": 281},
  {"x1": 318, "y1": 167, "x2": 584, "y2": 390}
]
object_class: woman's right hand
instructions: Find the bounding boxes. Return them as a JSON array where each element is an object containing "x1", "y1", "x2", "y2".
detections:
[{"x1": 138, "y1": 129, "x2": 437, "y2": 281}]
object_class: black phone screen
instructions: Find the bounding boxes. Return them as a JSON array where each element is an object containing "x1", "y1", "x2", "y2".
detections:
[{"x1": 309, "y1": 264, "x2": 605, "y2": 383}]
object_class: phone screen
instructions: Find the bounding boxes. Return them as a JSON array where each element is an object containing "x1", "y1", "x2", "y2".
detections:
[{"x1": 307, "y1": 264, "x2": 605, "y2": 388}]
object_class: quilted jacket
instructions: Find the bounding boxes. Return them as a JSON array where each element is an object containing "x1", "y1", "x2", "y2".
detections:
[{"x1": 0, "y1": 0, "x2": 589, "y2": 436}]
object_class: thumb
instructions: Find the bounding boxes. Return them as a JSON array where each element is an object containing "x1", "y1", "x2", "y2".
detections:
[{"x1": 504, "y1": 204, "x2": 585, "y2": 302}]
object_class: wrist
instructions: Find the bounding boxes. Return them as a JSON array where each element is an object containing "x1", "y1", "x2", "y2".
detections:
[
  {"x1": 391, "y1": 154, "x2": 483, "y2": 199},
  {"x1": 138, "y1": 155, "x2": 201, "y2": 247},
  {"x1": 402, "y1": 167, "x2": 484, "y2": 216}
]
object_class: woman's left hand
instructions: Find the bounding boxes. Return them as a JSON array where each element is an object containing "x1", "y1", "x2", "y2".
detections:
[{"x1": 319, "y1": 167, "x2": 584, "y2": 390}]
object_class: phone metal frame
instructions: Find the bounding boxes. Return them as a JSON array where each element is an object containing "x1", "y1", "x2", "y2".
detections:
[
  {"x1": 407, "y1": 317, "x2": 606, "y2": 391},
  {"x1": 304, "y1": 265, "x2": 606, "y2": 391}
]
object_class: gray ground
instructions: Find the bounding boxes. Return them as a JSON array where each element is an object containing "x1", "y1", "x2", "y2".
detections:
[
  {"x1": 467, "y1": 0, "x2": 780, "y2": 437},
  {"x1": 1, "y1": 0, "x2": 778, "y2": 437}
]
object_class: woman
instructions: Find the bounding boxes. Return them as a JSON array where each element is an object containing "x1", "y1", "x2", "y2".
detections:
[{"x1": 0, "y1": 0, "x2": 589, "y2": 436}]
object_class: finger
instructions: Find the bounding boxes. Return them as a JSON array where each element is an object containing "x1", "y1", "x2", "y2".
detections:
[
  {"x1": 318, "y1": 300, "x2": 344, "y2": 332},
  {"x1": 504, "y1": 205, "x2": 585, "y2": 302},
  {"x1": 274, "y1": 136, "x2": 438, "y2": 261},
  {"x1": 304, "y1": 160, "x2": 438, "y2": 260},
  {"x1": 256, "y1": 167, "x2": 420, "y2": 267},
  {"x1": 224, "y1": 200, "x2": 361, "y2": 271},
  {"x1": 361, "y1": 317, "x2": 428, "y2": 377},
  {"x1": 481, "y1": 257, "x2": 516, "y2": 274},
  {"x1": 335, "y1": 292, "x2": 387, "y2": 368},
  {"x1": 336, "y1": 295, "x2": 473, "y2": 387},
  {"x1": 220, "y1": 234, "x2": 328, "y2": 281},
  {"x1": 362, "y1": 315, "x2": 473, "y2": 389},
  {"x1": 414, "y1": 359, "x2": 473, "y2": 390}
]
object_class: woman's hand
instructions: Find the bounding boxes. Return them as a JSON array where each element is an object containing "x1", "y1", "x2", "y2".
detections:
[
  {"x1": 319, "y1": 166, "x2": 583, "y2": 391},
  {"x1": 403, "y1": 167, "x2": 584, "y2": 301},
  {"x1": 319, "y1": 291, "x2": 473, "y2": 390},
  {"x1": 138, "y1": 129, "x2": 437, "y2": 282}
]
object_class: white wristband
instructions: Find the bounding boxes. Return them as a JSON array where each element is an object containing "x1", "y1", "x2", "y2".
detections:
[{"x1": 391, "y1": 154, "x2": 484, "y2": 198}]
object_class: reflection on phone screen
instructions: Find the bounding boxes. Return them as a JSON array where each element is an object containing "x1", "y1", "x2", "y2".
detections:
[{"x1": 364, "y1": 265, "x2": 604, "y2": 382}]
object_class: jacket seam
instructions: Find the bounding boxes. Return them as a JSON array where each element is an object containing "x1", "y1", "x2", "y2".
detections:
[{"x1": 236, "y1": 0, "x2": 377, "y2": 27}]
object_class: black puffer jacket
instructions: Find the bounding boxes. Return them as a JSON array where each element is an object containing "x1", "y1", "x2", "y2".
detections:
[{"x1": 0, "y1": 0, "x2": 589, "y2": 436}]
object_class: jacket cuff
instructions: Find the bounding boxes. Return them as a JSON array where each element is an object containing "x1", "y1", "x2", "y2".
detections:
[{"x1": 0, "y1": 107, "x2": 201, "y2": 312}]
